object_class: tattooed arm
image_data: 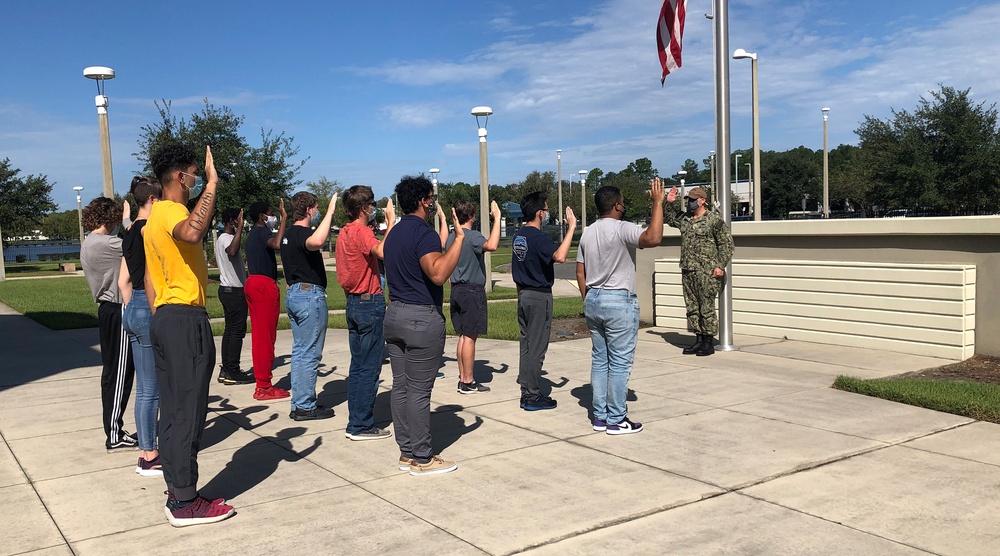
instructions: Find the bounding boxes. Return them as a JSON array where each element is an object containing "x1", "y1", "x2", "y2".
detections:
[{"x1": 172, "y1": 145, "x2": 220, "y2": 245}]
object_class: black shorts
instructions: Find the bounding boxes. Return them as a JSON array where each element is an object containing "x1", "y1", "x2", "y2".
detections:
[{"x1": 450, "y1": 283, "x2": 488, "y2": 337}]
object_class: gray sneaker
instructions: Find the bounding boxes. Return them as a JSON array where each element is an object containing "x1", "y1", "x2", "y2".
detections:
[
  {"x1": 457, "y1": 381, "x2": 491, "y2": 394},
  {"x1": 345, "y1": 426, "x2": 392, "y2": 441}
]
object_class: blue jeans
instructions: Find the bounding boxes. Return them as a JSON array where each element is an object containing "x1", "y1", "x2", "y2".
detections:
[
  {"x1": 286, "y1": 283, "x2": 328, "y2": 411},
  {"x1": 346, "y1": 293, "x2": 386, "y2": 434},
  {"x1": 123, "y1": 292, "x2": 158, "y2": 451},
  {"x1": 585, "y1": 289, "x2": 639, "y2": 425}
]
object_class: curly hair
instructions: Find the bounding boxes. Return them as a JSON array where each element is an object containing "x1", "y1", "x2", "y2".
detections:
[
  {"x1": 129, "y1": 176, "x2": 161, "y2": 207},
  {"x1": 248, "y1": 201, "x2": 271, "y2": 224},
  {"x1": 82, "y1": 197, "x2": 121, "y2": 232},
  {"x1": 220, "y1": 207, "x2": 242, "y2": 227},
  {"x1": 150, "y1": 142, "x2": 196, "y2": 185},
  {"x1": 343, "y1": 185, "x2": 375, "y2": 220},
  {"x1": 395, "y1": 175, "x2": 434, "y2": 215},
  {"x1": 291, "y1": 191, "x2": 318, "y2": 221}
]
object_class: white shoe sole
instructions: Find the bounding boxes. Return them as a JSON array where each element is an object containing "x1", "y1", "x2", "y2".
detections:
[
  {"x1": 606, "y1": 427, "x2": 643, "y2": 435},
  {"x1": 345, "y1": 432, "x2": 392, "y2": 441},
  {"x1": 409, "y1": 463, "x2": 458, "y2": 476},
  {"x1": 136, "y1": 467, "x2": 164, "y2": 477},
  {"x1": 164, "y1": 506, "x2": 235, "y2": 527}
]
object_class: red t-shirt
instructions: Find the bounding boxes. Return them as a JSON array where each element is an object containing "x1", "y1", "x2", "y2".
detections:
[{"x1": 335, "y1": 221, "x2": 382, "y2": 294}]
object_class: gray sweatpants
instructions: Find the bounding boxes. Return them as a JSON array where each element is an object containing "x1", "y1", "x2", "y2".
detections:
[
  {"x1": 383, "y1": 302, "x2": 445, "y2": 463},
  {"x1": 517, "y1": 289, "x2": 553, "y2": 397}
]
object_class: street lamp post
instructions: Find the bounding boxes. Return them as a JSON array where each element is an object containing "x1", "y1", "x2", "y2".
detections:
[
  {"x1": 734, "y1": 153, "x2": 742, "y2": 200},
  {"x1": 556, "y1": 149, "x2": 563, "y2": 241},
  {"x1": 472, "y1": 106, "x2": 494, "y2": 292},
  {"x1": 745, "y1": 163, "x2": 752, "y2": 214},
  {"x1": 678, "y1": 170, "x2": 688, "y2": 198},
  {"x1": 429, "y1": 168, "x2": 440, "y2": 198},
  {"x1": 733, "y1": 48, "x2": 761, "y2": 221},
  {"x1": 73, "y1": 187, "x2": 85, "y2": 245},
  {"x1": 578, "y1": 170, "x2": 588, "y2": 233},
  {"x1": 84, "y1": 66, "x2": 116, "y2": 199},
  {"x1": 822, "y1": 107, "x2": 830, "y2": 218},
  {"x1": 709, "y1": 150, "x2": 716, "y2": 203}
]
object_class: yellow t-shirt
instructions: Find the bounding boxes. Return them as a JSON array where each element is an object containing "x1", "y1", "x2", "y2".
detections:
[{"x1": 144, "y1": 200, "x2": 209, "y2": 307}]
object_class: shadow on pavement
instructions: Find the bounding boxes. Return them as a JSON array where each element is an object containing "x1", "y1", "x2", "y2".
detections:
[
  {"x1": 200, "y1": 427, "x2": 321, "y2": 502},
  {"x1": 569, "y1": 384, "x2": 638, "y2": 420},
  {"x1": 431, "y1": 404, "x2": 483, "y2": 454}
]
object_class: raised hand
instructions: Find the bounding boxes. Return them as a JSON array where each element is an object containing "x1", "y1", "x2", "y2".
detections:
[
  {"x1": 490, "y1": 200, "x2": 501, "y2": 220},
  {"x1": 236, "y1": 208, "x2": 244, "y2": 225},
  {"x1": 667, "y1": 184, "x2": 679, "y2": 203},
  {"x1": 278, "y1": 198, "x2": 286, "y2": 220},
  {"x1": 451, "y1": 208, "x2": 464, "y2": 236},
  {"x1": 122, "y1": 199, "x2": 131, "y2": 221},
  {"x1": 436, "y1": 202, "x2": 446, "y2": 224},
  {"x1": 565, "y1": 206, "x2": 577, "y2": 227},
  {"x1": 205, "y1": 145, "x2": 218, "y2": 185},
  {"x1": 650, "y1": 177, "x2": 666, "y2": 205},
  {"x1": 328, "y1": 192, "x2": 338, "y2": 213},
  {"x1": 385, "y1": 198, "x2": 395, "y2": 224}
]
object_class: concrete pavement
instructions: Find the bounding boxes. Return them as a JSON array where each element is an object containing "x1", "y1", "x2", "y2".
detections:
[{"x1": 2, "y1": 301, "x2": 999, "y2": 555}]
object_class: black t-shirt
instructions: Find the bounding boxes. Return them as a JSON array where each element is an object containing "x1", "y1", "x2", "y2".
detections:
[
  {"x1": 511, "y1": 225, "x2": 557, "y2": 290},
  {"x1": 280, "y1": 225, "x2": 327, "y2": 288},
  {"x1": 246, "y1": 226, "x2": 278, "y2": 280},
  {"x1": 384, "y1": 215, "x2": 443, "y2": 306},
  {"x1": 122, "y1": 220, "x2": 146, "y2": 291}
]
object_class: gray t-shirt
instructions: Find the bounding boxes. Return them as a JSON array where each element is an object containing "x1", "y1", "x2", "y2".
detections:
[
  {"x1": 446, "y1": 228, "x2": 487, "y2": 285},
  {"x1": 215, "y1": 232, "x2": 247, "y2": 287},
  {"x1": 576, "y1": 217, "x2": 644, "y2": 292},
  {"x1": 80, "y1": 232, "x2": 123, "y2": 304}
]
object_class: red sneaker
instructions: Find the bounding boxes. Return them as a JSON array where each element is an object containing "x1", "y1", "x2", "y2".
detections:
[
  {"x1": 253, "y1": 386, "x2": 290, "y2": 401},
  {"x1": 164, "y1": 496, "x2": 235, "y2": 527}
]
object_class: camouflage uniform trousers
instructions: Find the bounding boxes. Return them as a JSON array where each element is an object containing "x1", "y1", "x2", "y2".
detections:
[{"x1": 682, "y1": 269, "x2": 722, "y2": 336}]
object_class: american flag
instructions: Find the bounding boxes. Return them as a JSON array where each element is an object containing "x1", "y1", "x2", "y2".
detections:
[{"x1": 657, "y1": 0, "x2": 687, "y2": 84}]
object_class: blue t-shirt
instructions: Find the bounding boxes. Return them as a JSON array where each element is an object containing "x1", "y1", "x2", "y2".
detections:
[
  {"x1": 384, "y1": 215, "x2": 443, "y2": 306},
  {"x1": 511, "y1": 225, "x2": 557, "y2": 290},
  {"x1": 246, "y1": 226, "x2": 278, "y2": 280}
]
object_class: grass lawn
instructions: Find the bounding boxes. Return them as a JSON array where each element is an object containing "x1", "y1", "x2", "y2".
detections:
[
  {"x1": 489, "y1": 246, "x2": 578, "y2": 272},
  {"x1": 3, "y1": 260, "x2": 82, "y2": 278},
  {"x1": 833, "y1": 375, "x2": 1000, "y2": 424}
]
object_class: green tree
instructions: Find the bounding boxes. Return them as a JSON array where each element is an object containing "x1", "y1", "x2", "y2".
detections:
[
  {"x1": 760, "y1": 146, "x2": 822, "y2": 217},
  {"x1": 0, "y1": 158, "x2": 57, "y2": 240},
  {"x1": 41, "y1": 210, "x2": 80, "y2": 241},
  {"x1": 854, "y1": 85, "x2": 1000, "y2": 212},
  {"x1": 134, "y1": 100, "x2": 308, "y2": 218}
]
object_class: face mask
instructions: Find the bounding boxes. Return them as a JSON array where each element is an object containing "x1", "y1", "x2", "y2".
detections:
[
  {"x1": 265, "y1": 215, "x2": 278, "y2": 230},
  {"x1": 687, "y1": 199, "x2": 700, "y2": 213},
  {"x1": 182, "y1": 172, "x2": 204, "y2": 198},
  {"x1": 311, "y1": 211, "x2": 322, "y2": 226},
  {"x1": 619, "y1": 204, "x2": 628, "y2": 221}
]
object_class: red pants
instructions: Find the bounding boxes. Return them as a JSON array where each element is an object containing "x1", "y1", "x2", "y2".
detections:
[{"x1": 245, "y1": 275, "x2": 280, "y2": 388}]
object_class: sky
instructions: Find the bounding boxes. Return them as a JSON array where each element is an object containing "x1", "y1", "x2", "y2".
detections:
[{"x1": 3, "y1": 0, "x2": 999, "y2": 211}]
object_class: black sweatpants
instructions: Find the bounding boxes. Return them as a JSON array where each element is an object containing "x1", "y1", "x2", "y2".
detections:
[
  {"x1": 150, "y1": 304, "x2": 215, "y2": 501},
  {"x1": 218, "y1": 286, "x2": 248, "y2": 373},
  {"x1": 98, "y1": 301, "x2": 135, "y2": 445}
]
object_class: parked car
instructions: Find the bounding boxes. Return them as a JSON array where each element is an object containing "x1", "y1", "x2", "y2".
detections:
[{"x1": 884, "y1": 209, "x2": 910, "y2": 218}]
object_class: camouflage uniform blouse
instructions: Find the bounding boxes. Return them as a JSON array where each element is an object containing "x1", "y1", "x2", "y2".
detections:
[{"x1": 664, "y1": 201, "x2": 735, "y2": 272}]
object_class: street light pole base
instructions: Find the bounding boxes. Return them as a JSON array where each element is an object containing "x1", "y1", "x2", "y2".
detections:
[{"x1": 716, "y1": 343, "x2": 739, "y2": 352}]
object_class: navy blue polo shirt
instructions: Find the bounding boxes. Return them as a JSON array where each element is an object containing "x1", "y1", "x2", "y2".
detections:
[
  {"x1": 511, "y1": 225, "x2": 557, "y2": 290},
  {"x1": 384, "y1": 215, "x2": 443, "y2": 306}
]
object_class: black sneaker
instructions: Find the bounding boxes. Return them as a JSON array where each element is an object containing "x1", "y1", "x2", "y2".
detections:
[
  {"x1": 520, "y1": 395, "x2": 557, "y2": 411},
  {"x1": 458, "y1": 381, "x2": 491, "y2": 394},
  {"x1": 218, "y1": 368, "x2": 254, "y2": 385},
  {"x1": 345, "y1": 426, "x2": 392, "y2": 441},
  {"x1": 289, "y1": 406, "x2": 335, "y2": 421},
  {"x1": 106, "y1": 434, "x2": 139, "y2": 453}
]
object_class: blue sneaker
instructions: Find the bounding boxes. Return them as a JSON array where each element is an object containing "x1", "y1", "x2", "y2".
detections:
[{"x1": 520, "y1": 395, "x2": 557, "y2": 411}]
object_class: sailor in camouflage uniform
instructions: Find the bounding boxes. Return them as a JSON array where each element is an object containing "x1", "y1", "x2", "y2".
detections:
[{"x1": 664, "y1": 186, "x2": 734, "y2": 356}]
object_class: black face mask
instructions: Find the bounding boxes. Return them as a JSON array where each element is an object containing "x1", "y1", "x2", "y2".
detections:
[
  {"x1": 619, "y1": 204, "x2": 628, "y2": 220},
  {"x1": 686, "y1": 198, "x2": 700, "y2": 213}
]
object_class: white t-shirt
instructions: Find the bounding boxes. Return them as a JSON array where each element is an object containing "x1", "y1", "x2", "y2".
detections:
[
  {"x1": 215, "y1": 232, "x2": 247, "y2": 287},
  {"x1": 576, "y1": 218, "x2": 643, "y2": 292}
]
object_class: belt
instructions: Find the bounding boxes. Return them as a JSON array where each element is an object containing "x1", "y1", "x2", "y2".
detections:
[
  {"x1": 296, "y1": 283, "x2": 324, "y2": 291},
  {"x1": 219, "y1": 286, "x2": 244, "y2": 293},
  {"x1": 347, "y1": 292, "x2": 375, "y2": 300}
]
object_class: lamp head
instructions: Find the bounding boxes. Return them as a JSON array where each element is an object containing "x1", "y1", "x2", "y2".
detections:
[
  {"x1": 822, "y1": 107, "x2": 830, "y2": 121},
  {"x1": 84, "y1": 66, "x2": 115, "y2": 96},
  {"x1": 578, "y1": 170, "x2": 587, "y2": 177},
  {"x1": 472, "y1": 106, "x2": 492, "y2": 130},
  {"x1": 733, "y1": 48, "x2": 756, "y2": 60},
  {"x1": 429, "y1": 168, "x2": 440, "y2": 175},
  {"x1": 72, "y1": 186, "x2": 84, "y2": 192}
]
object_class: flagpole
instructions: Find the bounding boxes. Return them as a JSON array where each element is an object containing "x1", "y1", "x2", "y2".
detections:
[{"x1": 714, "y1": 0, "x2": 736, "y2": 351}]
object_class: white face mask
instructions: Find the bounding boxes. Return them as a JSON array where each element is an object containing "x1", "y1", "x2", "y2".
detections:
[{"x1": 265, "y1": 215, "x2": 278, "y2": 230}]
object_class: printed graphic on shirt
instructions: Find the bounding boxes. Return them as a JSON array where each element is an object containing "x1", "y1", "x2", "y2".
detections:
[{"x1": 513, "y1": 235, "x2": 527, "y2": 261}]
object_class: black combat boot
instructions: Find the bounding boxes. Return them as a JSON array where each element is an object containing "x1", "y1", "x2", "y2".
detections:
[
  {"x1": 682, "y1": 334, "x2": 704, "y2": 355},
  {"x1": 696, "y1": 336, "x2": 716, "y2": 356}
]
